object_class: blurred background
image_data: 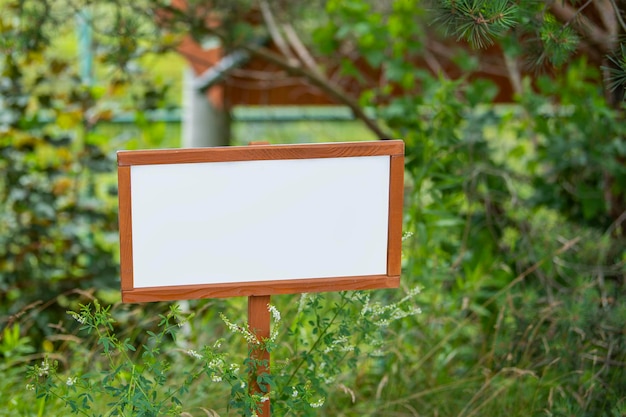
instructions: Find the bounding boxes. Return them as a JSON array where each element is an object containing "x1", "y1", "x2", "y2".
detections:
[{"x1": 1, "y1": 1, "x2": 625, "y2": 416}]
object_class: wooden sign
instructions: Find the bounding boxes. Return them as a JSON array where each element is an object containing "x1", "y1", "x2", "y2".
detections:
[{"x1": 117, "y1": 140, "x2": 404, "y2": 303}]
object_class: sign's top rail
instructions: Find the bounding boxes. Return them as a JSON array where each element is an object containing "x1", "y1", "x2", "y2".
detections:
[{"x1": 118, "y1": 140, "x2": 404, "y2": 166}]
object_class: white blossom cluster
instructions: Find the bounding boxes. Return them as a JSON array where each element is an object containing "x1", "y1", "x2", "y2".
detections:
[
  {"x1": 67, "y1": 311, "x2": 86, "y2": 325},
  {"x1": 36, "y1": 359, "x2": 51, "y2": 377},
  {"x1": 268, "y1": 304, "x2": 281, "y2": 323},
  {"x1": 186, "y1": 349, "x2": 203, "y2": 360},
  {"x1": 220, "y1": 313, "x2": 260, "y2": 345},
  {"x1": 323, "y1": 335, "x2": 354, "y2": 353},
  {"x1": 309, "y1": 398, "x2": 325, "y2": 408},
  {"x1": 268, "y1": 304, "x2": 281, "y2": 341},
  {"x1": 297, "y1": 293, "x2": 310, "y2": 314},
  {"x1": 360, "y1": 286, "x2": 422, "y2": 326},
  {"x1": 208, "y1": 358, "x2": 224, "y2": 368}
]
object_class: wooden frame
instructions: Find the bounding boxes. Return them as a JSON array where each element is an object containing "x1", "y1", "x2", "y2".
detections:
[{"x1": 117, "y1": 140, "x2": 404, "y2": 303}]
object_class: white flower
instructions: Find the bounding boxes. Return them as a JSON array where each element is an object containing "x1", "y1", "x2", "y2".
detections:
[
  {"x1": 208, "y1": 358, "x2": 224, "y2": 368},
  {"x1": 38, "y1": 360, "x2": 50, "y2": 377},
  {"x1": 68, "y1": 311, "x2": 86, "y2": 324},
  {"x1": 310, "y1": 398, "x2": 325, "y2": 408},
  {"x1": 211, "y1": 374, "x2": 222, "y2": 382},
  {"x1": 229, "y1": 363, "x2": 240, "y2": 373},
  {"x1": 66, "y1": 377, "x2": 77, "y2": 386},
  {"x1": 291, "y1": 388, "x2": 298, "y2": 398},
  {"x1": 260, "y1": 395, "x2": 269, "y2": 403},
  {"x1": 186, "y1": 349, "x2": 202, "y2": 360},
  {"x1": 25, "y1": 384, "x2": 35, "y2": 391},
  {"x1": 268, "y1": 304, "x2": 281, "y2": 322},
  {"x1": 297, "y1": 293, "x2": 310, "y2": 314},
  {"x1": 220, "y1": 314, "x2": 260, "y2": 345}
]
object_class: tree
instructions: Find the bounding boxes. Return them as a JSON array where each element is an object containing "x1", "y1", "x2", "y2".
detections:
[
  {"x1": 432, "y1": 0, "x2": 626, "y2": 103},
  {"x1": 0, "y1": 0, "x2": 174, "y2": 329}
]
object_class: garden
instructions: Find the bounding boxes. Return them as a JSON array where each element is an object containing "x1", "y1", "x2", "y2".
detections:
[{"x1": 1, "y1": 1, "x2": 625, "y2": 416}]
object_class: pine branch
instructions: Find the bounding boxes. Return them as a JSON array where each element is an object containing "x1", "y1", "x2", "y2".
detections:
[
  {"x1": 548, "y1": 0, "x2": 614, "y2": 54},
  {"x1": 433, "y1": 0, "x2": 519, "y2": 48}
]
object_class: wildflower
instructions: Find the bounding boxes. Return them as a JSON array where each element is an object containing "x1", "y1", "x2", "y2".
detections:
[
  {"x1": 66, "y1": 377, "x2": 77, "y2": 386},
  {"x1": 186, "y1": 349, "x2": 202, "y2": 360},
  {"x1": 323, "y1": 335, "x2": 350, "y2": 353},
  {"x1": 260, "y1": 395, "x2": 269, "y2": 403},
  {"x1": 211, "y1": 374, "x2": 222, "y2": 382},
  {"x1": 25, "y1": 384, "x2": 35, "y2": 391},
  {"x1": 297, "y1": 293, "x2": 310, "y2": 314},
  {"x1": 220, "y1": 314, "x2": 260, "y2": 345},
  {"x1": 268, "y1": 304, "x2": 281, "y2": 322},
  {"x1": 229, "y1": 363, "x2": 240, "y2": 373},
  {"x1": 208, "y1": 358, "x2": 224, "y2": 368},
  {"x1": 68, "y1": 311, "x2": 86, "y2": 325},
  {"x1": 291, "y1": 388, "x2": 298, "y2": 398},
  {"x1": 310, "y1": 398, "x2": 325, "y2": 408},
  {"x1": 38, "y1": 359, "x2": 50, "y2": 377}
]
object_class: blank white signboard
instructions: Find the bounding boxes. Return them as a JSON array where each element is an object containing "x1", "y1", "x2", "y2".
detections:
[
  {"x1": 131, "y1": 156, "x2": 389, "y2": 287},
  {"x1": 117, "y1": 140, "x2": 404, "y2": 302}
]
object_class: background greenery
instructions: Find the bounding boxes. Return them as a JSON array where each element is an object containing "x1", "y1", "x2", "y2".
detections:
[{"x1": 1, "y1": 0, "x2": 625, "y2": 416}]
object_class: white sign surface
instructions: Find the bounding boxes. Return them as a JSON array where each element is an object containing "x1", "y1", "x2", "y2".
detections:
[{"x1": 130, "y1": 156, "x2": 390, "y2": 288}]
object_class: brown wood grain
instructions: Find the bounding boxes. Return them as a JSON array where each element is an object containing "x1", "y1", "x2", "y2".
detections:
[
  {"x1": 117, "y1": 166, "x2": 134, "y2": 291},
  {"x1": 387, "y1": 153, "x2": 405, "y2": 276},
  {"x1": 117, "y1": 140, "x2": 404, "y2": 166},
  {"x1": 248, "y1": 295, "x2": 271, "y2": 416},
  {"x1": 121, "y1": 275, "x2": 400, "y2": 303}
]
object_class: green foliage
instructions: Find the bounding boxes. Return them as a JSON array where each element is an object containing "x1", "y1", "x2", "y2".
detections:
[
  {"x1": 433, "y1": 0, "x2": 519, "y2": 48},
  {"x1": 432, "y1": 0, "x2": 626, "y2": 95},
  {"x1": 538, "y1": 13, "x2": 579, "y2": 67},
  {"x1": 516, "y1": 59, "x2": 626, "y2": 227},
  {"x1": 17, "y1": 290, "x2": 420, "y2": 416},
  {"x1": 1, "y1": 1, "x2": 625, "y2": 417},
  {"x1": 312, "y1": 2, "x2": 625, "y2": 415},
  {"x1": 0, "y1": 0, "x2": 176, "y2": 340},
  {"x1": 26, "y1": 302, "x2": 246, "y2": 416},
  {"x1": 604, "y1": 43, "x2": 626, "y2": 95}
]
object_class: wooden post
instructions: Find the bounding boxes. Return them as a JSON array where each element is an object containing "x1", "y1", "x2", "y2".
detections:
[{"x1": 248, "y1": 295, "x2": 271, "y2": 416}]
